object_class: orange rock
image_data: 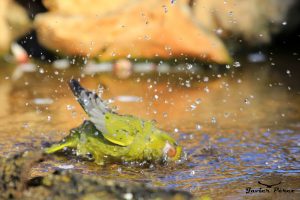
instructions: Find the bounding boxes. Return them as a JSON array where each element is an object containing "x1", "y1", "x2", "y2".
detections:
[
  {"x1": 43, "y1": 0, "x2": 135, "y2": 15},
  {"x1": 35, "y1": 0, "x2": 231, "y2": 63}
]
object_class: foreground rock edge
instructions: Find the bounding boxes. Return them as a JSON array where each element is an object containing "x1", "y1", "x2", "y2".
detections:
[{"x1": 0, "y1": 151, "x2": 193, "y2": 200}]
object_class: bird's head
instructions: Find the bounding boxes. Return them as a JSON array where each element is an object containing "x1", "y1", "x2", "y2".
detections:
[{"x1": 148, "y1": 129, "x2": 182, "y2": 162}]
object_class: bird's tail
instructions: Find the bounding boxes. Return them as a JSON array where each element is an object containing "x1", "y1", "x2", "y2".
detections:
[
  {"x1": 44, "y1": 134, "x2": 79, "y2": 154},
  {"x1": 69, "y1": 79, "x2": 111, "y2": 119}
]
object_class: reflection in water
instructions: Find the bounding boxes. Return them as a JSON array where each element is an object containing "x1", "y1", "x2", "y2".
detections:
[{"x1": 0, "y1": 60, "x2": 299, "y2": 199}]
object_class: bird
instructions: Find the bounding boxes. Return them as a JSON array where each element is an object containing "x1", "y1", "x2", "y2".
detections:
[
  {"x1": 45, "y1": 79, "x2": 182, "y2": 165},
  {"x1": 258, "y1": 181, "x2": 282, "y2": 188}
]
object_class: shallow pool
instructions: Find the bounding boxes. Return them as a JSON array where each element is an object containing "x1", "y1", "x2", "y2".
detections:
[{"x1": 0, "y1": 55, "x2": 299, "y2": 199}]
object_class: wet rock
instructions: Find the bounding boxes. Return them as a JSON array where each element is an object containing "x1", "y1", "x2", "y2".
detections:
[
  {"x1": 0, "y1": 152, "x2": 193, "y2": 200},
  {"x1": 25, "y1": 171, "x2": 193, "y2": 200},
  {"x1": 34, "y1": 0, "x2": 231, "y2": 64},
  {"x1": 0, "y1": 0, "x2": 31, "y2": 54},
  {"x1": 0, "y1": 151, "x2": 44, "y2": 199}
]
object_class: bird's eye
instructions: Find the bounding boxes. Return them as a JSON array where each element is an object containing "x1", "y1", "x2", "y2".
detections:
[{"x1": 163, "y1": 141, "x2": 177, "y2": 158}]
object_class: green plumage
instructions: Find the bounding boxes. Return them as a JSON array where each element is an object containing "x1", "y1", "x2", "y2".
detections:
[{"x1": 45, "y1": 79, "x2": 182, "y2": 165}]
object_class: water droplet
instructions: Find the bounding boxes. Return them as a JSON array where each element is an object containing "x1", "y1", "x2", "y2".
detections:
[
  {"x1": 204, "y1": 86, "x2": 210, "y2": 93},
  {"x1": 186, "y1": 63, "x2": 193, "y2": 70},
  {"x1": 195, "y1": 98, "x2": 201, "y2": 104},
  {"x1": 211, "y1": 117, "x2": 217, "y2": 124},
  {"x1": 23, "y1": 122, "x2": 29, "y2": 128},
  {"x1": 117, "y1": 167, "x2": 122, "y2": 173},
  {"x1": 190, "y1": 104, "x2": 197, "y2": 110},
  {"x1": 33, "y1": 98, "x2": 53, "y2": 105},
  {"x1": 123, "y1": 193, "x2": 133, "y2": 200},
  {"x1": 216, "y1": 28, "x2": 223, "y2": 35},
  {"x1": 39, "y1": 68, "x2": 45, "y2": 73},
  {"x1": 185, "y1": 80, "x2": 191, "y2": 87},
  {"x1": 107, "y1": 99, "x2": 114, "y2": 104},
  {"x1": 203, "y1": 77, "x2": 209, "y2": 82},
  {"x1": 233, "y1": 61, "x2": 241, "y2": 67},
  {"x1": 196, "y1": 124, "x2": 202, "y2": 130},
  {"x1": 66, "y1": 104, "x2": 75, "y2": 110},
  {"x1": 244, "y1": 98, "x2": 250, "y2": 105},
  {"x1": 282, "y1": 21, "x2": 287, "y2": 26}
]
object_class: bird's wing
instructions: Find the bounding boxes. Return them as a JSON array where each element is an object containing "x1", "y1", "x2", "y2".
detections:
[
  {"x1": 99, "y1": 112, "x2": 144, "y2": 146},
  {"x1": 69, "y1": 79, "x2": 112, "y2": 116},
  {"x1": 69, "y1": 79, "x2": 144, "y2": 146}
]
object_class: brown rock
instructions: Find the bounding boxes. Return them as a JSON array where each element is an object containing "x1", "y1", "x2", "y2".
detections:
[{"x1": 35, "y1": 0, "x2": 231, "y2": 63}]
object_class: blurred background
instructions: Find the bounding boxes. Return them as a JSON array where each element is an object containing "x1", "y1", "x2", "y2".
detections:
[
  {"x1": 0, "y1": 0, "x2": 299, "y2": 64},
  {"x1": 0, "y1": 1, "x2": 300, "y2": 199}
]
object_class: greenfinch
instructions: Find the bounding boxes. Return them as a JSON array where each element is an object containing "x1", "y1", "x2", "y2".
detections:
[{"x1": 45, "y1": 79, "x2": 182, "y2": 165}]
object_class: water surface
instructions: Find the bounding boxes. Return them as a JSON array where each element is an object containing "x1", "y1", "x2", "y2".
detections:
[{"x1": 0, "y1": 56, "x2": 299, "y2": 199}]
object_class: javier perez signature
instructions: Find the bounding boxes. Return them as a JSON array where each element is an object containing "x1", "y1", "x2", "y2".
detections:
[{"x1": 245, "y1": 181, "x2": 295, "y2": 194}]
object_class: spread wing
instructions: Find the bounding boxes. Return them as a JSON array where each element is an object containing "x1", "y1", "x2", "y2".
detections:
[
  {"x1": 69, "y1": 79, "x2": 144, "y2": 146},
  {"x1": 69, "y1": 79, "x2": 112, "y2": 116}
]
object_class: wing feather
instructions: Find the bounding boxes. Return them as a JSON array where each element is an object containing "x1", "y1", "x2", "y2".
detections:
[{"x1": 69, "y1": 79, "x2": 139, "y2": 146}]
